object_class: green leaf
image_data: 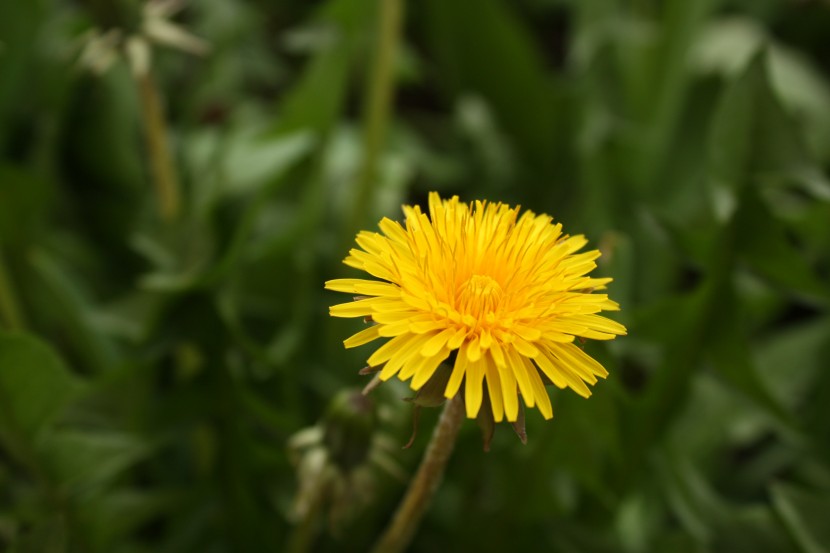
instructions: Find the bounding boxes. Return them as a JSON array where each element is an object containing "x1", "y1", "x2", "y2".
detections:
[
  {"x1": 711, "y1": 507, "x2": 796, "y2": 553},
  {"x1": 655, "y1": 449, "x2": 728, "y2": 541},
  {"x1": 29, "y1": 249, "x2": 120, "y2": 373},
  {"x1": 666, "y1": 374, "x2": 760, "y2": 467},
  {"x1": 732, "y1": 190, "x2": 830, "y2": 303},
  {"x1": 693, "y1": 17, "x2": 830, "y2": 162},
  {"x1": 0, "y1": 165, "x2": 50, "y2": 249},
  {"x1": 755, "y1": 316, "x2": 830, "y2": 410},
  {"x1": 39, "y1": 430, "x2": 150, "y2": 496},
  {"x1": 0, "y1": 332, "x2": 82, "y2": 444},
  {"x1": 636, "y1": 0, "x2": 720, "y2": 193},
  {"x1": 631, "y1": 281, "x2": 713, "y2": 451},
  {"x1": 8, "y1": 514, "x2": 66, "y2": 553},
  {"x1": 61, "y1": 71, "x2": 145, "y2": 242},
  {"x1": 273, "y1": 0, "x2": 373, "y2": 136},
  {"x1": 77, "y1": 489, "x2": 180, "y2": 551},
  {"x1": 705, "y1": 280, "x2": 794, "y2": 426},
  {"x1": 542, "y1": 383, "x2": 621, "y2": 495},
  {"x1": 221, "y1": 130, "x2": 315, "y2": 197},
  {"x1": 709, "y1": 51, "x2": 830, "y2": 201},
  {"x1": 421, "y1": 0, "x2": 566, "y2": 185},
  {"x1": 273, "y1": 42, "x2": 352, "y2": 137},
  {"x1": 692, "y1": 17, "x2": 767, "y2": 77},
  {"x1": 0, "y1": 0, "x2": 41, "y2": 155},
  {"x1": 205, "y1": 0, "x2": 371, "y2": 287},
  {"x1": 770, "y1": 482, "x2": 830, "y2": 553}
]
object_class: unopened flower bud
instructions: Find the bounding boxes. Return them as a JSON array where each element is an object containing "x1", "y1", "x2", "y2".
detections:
[{"x1": 322, "y1": 390, "x2": 376, "y2": 473}]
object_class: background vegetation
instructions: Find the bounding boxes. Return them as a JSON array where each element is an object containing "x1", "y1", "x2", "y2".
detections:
[{"x1": 2, "y1": 0, "x2": 830, "y2": 551}]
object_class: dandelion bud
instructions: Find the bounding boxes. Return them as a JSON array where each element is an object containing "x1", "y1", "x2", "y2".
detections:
[{"x1": 321, "y1": 390, "x2": 376, "y2": 474}]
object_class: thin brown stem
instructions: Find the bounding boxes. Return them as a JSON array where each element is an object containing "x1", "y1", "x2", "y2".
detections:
[
  {"x1": 136, "y1": 71, "x2": 181, "y2": 222},
  {"x1": 370, "y1": 396, "x2": 465, "y2": 553}
]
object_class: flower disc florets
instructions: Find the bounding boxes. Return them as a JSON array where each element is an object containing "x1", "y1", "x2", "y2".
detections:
[{"x1": 326, "y1": 192, "x2": 626, "y2": 422}]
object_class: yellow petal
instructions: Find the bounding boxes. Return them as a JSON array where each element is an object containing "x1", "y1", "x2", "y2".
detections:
[
  {"x1": 512, "y1": 324, "x2": 541, "y2": 341},
  {"x1": 343, "y1": 325, "x2": 381, "y2": 348},
  {"x1": 378, "y1": 320, "x2": 413, "y2": 337},
  {"x1": 410, "y1": 320, "x2": 446, "y2": 334},
  {"x1": 555, "y1": 342, "x2": 609, "y2": 379},
  {"x1": 447, "y1": 327, "x2": 468, "y2": 350},
  {"x1": 505, "y1": 348, "x2": 535, "y2": 408},
  {"x1": 445, "y1": 342, "x2": 469, "y2": 398},
  {"x1": 485, "y1": 354, "x2": 504, "y2": 422},
  {"x1": 479, "y1": 328, "x2": 493, "y2": 349},
  {"x1": 412, "y1": 349, "x2": 450, "y2": 390},
  {"x1": 465, "y1": 358, "x2": 485, "y2": 418},
  {"x1": 561, "y1": 234, "x2": 588, "y2": 255},
  {"x1": 467, "y1": 334, "x2": 482, "y2": 362},
  {"x1": 379, "y1": 217, "x2": 408, "y2": 244},
  {"x1": 324, "y1": 278, "x2": 400, "y2": 297},
  {"x1": 546, "y1": 346, "x2": 593, "y2": 398},
  {"x1": 490, "y1": 338, "x2": 506, "y2": 367},
  {"x1": 329, "y1": 298, "x2": 378, "y2": 318},
  {"x1": 371, "y1": 310, "x2": 421, "y2": 324},
  {"x1": 381, "y1": 334, "x2": 427, "y2": 380},
  {"x1": 534, "y1": 349, "x2": 569, "y2": 388},
  {"x1": 369, "y1": 334, "x2": 413, "y2": 368},
  {"x1": 511, "y1": 335, "x2": 539, "y2": 357},
  {"x1": 579, "y1": 330, "x2": 618, "y2": 340},
  {"x1": 565, "y1": 314, "x2": 627, "y2": 336},
  {"x1": 524, "y1": 357, "x2": 552, "y2": 419},
  {"x1": 421, "y1": 327, "x2": 456, "y2": 357},
  {"x1": 400, "y1": 350, "x2": 430, "y2": 381},
  {"x1": 498, "y1": 357, "x2": 519, "y2": 422}
]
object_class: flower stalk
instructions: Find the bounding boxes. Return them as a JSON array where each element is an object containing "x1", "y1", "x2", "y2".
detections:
[
  {"x1": 136, "y1": 69, "x2": 181, "y2": 222},
  {"x1": 349, "y1": 0, "x2": 404, "y2": 238},
  {"x1": 370, "y1": 396, "x2": 465, "y2": 553},
  {"x1": 78, "y1": 1, "x2": 209, "y2": 221},
  {"x1": 287, "y1": 479, "x2": 326, "y2": 553}
]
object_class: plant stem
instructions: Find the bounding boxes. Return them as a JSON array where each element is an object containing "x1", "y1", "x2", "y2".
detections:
[
  {"x1": 286, "y1": 473, "x2": 327, "y2": 553},
  {"x1": 136, "y1": 71, "x2": 181, "y2": 222},
  {"x1": 349, "y1": 0, "x2": 404, "y2": 239},
  {"x1": 0, "y1": 249, "x2": 26, "y2": 331},
  {"x1": 370, "y1": 396, "x2": 465, "y2": 553}
]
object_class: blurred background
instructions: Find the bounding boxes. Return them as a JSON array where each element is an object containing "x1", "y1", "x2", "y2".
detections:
[{"x1": 1, "y1": 0, "x2": 830, "y2": 551}]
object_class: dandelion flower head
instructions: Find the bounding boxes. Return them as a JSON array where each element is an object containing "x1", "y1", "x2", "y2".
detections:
[{"x1": 326, "y1": 193, "x2": 626, "y2": 422}]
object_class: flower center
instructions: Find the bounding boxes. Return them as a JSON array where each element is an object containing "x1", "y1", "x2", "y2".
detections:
[{"x1": 456, "y1": 274, "x2": 503, "y2": 318}]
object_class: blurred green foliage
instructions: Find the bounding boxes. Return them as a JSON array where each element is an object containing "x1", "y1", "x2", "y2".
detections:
[{"x1": 1, "y1": 0, "x2": 830, "y2": 551}]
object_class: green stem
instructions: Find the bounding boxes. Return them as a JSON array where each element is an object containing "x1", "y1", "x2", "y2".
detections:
[
  {"x1": 348, "y1": 0, "x2": 404, "y2": 239},
  {"x1": 370, "y1": 396, "x2": 465, "y2": 553},
  {"x1": 0, "y1": 249, "x2": 26, "y2": 331},
  {"x1": 136, "y1": 71, "x2": 182, "y2": 222}
]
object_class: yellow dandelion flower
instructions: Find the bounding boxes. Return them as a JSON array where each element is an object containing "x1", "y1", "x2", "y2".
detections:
[{"x1": 326, "y1": 192, "x2": 626, "y2": 422}]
